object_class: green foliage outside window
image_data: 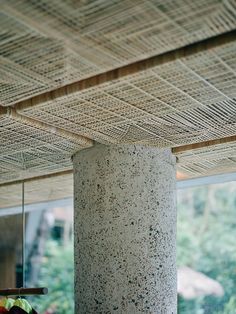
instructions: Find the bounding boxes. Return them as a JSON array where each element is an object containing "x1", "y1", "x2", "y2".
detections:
[
  {"x1": 30, "y1": 241, "x2": 74, "y2": 314},
  {"x1": 177, "y1": 182, "x2": 236, "y2": 314}
]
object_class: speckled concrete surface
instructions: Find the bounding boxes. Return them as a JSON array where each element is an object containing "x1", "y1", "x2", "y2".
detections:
[{"x1": 73, "y1": 143, "x2": 177, "y2": 314}]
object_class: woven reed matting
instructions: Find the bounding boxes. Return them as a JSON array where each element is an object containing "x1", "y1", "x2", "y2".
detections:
[
  {"x1": 0, "y1": 172, "x2": 73, "y2": 209},
  {"x1": 1, "y1": 0, "x2": 236, "y2": 106},
  {"x1": 0, "y1": 40, "x2": 235, "y2": 181},
  {"x1": 15, "y1": 39, "x2": 236, "y2": 178},
  {"x1": 0, "y1": 111, "x2": 91, "y2": 184},
  {"x1": 0, "y1": 0, "x2": 236, "y2": 183},
  {"x1": 19, "y1": 41, "x2": 236, "y2": 144},
  {"x1": 176, "y1": 141, "x2": 236, "y2": 177}
]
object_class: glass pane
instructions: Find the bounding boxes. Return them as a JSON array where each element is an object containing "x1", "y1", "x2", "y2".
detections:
[
  {"x1": 24, "y1": 182, "x2": 74, "y2": 314},
  {"x1": 177, "y1": 181, "x2": 236, "y2": 313}
]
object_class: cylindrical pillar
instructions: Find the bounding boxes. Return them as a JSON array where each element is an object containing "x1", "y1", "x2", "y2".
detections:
[{"x1": 73, "y1": 144, "x2": 177, "y2": 314}]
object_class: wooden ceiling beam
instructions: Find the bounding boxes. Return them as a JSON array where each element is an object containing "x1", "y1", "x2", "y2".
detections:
[{"x1": 172, "y1": 135, "x2": 236, "y2": 154}]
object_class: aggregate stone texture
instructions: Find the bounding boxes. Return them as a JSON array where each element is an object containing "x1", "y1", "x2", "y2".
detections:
[{"x1": 73, "y1": 143, "x2": 177, "y2": 314}]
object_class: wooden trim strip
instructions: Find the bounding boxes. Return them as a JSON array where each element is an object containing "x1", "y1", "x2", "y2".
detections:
[{"x1": 172, "y1": 135, "x2": 236, "y2": 154}]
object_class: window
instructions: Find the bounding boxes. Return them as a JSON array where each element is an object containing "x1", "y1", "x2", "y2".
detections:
[{"x1": 177, "y1": 181, "x2": 236, "y2": 313}]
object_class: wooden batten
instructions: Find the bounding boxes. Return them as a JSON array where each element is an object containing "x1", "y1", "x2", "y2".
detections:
[{"x1": 172, "y1": 135, "x2": 236, "y2": 154}]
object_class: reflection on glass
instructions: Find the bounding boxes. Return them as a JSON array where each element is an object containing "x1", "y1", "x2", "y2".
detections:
[
  {"x1": 26, "y1": 202, "x2": 74, "y2": 314},
  {"x1": 0, "y1": 181, "x2": 74, "y2": 314}
]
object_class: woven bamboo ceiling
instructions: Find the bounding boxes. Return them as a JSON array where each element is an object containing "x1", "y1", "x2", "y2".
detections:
[{"x1": 0, "y1": 0, "x2": 236, "y2": 188}]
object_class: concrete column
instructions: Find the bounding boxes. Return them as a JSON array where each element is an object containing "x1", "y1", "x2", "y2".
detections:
[{"x1": 73, "y1": 144, "x2": 177, "y2": 314}]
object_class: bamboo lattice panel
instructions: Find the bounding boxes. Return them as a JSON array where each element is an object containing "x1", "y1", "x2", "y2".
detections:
[
  {"x1": 19, "y1": 41, "x2": 236, "y2": 148},
  {"x1": 0, "y1": 111, "x2": 91, "y2": 184},
  {"x1": 1, "y1": 0, "x2": 236, "y2": 105},
  {"x1": 176, "y1": 141, "x2": 236, "y2": 177}
]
